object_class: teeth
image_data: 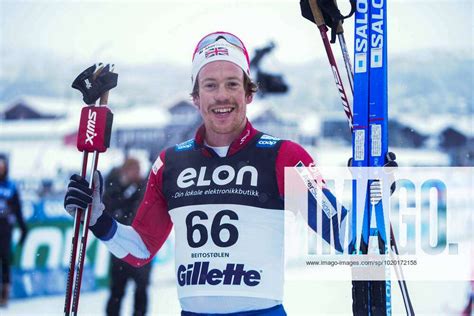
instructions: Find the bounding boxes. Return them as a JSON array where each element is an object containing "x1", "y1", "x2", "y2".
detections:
[{"x1": 212, "y1": 108, "x2": 232, "y2": 114}]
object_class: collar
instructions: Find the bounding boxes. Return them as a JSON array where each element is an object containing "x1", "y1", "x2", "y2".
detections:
[{"x1": 194, "y1": 119, "x2": 259, "y2": 157}]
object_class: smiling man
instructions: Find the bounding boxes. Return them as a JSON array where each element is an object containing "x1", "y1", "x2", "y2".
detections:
[
  {"x1": 64, "y1": 31, "x2": 347, "y2": 316},
  {"x1": 192, "y1": 60, "x2": 250, "y2": 145},
  {"x1": 189, "y1": 34, "x2": 255, "y2": 148}
]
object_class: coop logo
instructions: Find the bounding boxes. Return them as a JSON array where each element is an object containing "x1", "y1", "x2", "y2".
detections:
[
  {"x1": 256, "y1": 134, "x2": 280, "y2": 148},
  {"x1": 370, "y1": 0, "x2": 384, "y2": 68},
  {"x1": 85, "y1": 109, "x2": 98, "y2": 145},
  {"x1": 175, "y1": 139, "x2": 195, "y2": 151},
  {"x1": 177, "y1": 165, "x2": 258, "y2": 188},
  {"x1": 177, "y1": 262, "x2": 261, "y2": 287},
  {"x1": 355, "y1": 0, "x2": 368, "y2": 73}
]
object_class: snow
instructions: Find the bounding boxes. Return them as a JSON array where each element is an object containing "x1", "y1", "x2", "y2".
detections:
[
  {"x1": 0, "y1": 140, "x2": 127, "y2": 180},
  {"x1": 0, "y1": 117, "x2": 79, "y2": 139},
  {"x1": 246, "y1": 101, "x2": 271, "y2": 121},
  {"x1": 298, "y1": 114, "x2": 322, "y2": 136},
  {"x1": 158, "y1": 94, "x2": 195, "y2": 110},
  {"x1": 112, "y1": 106, "x2": 170, "y2": 129},
  {"x1": 0, "y1": 102, "x2": 172, "y2": 137},
  {"x1": 392, "y1": 113, "x2": 473, "y2": 137}
]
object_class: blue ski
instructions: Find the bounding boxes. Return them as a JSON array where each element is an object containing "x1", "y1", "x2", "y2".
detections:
[
  {"x1": 368, "y1": 0, "x2": 391, "y2": 314},
  {"x1": 351, "y1": 0, "x2": 371, "y2": 313},
  {"x1": 352, "y1": 0, "x2": 391, "y2": 314}
]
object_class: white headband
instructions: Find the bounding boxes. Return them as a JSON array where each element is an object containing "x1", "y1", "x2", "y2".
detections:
[{"x1": 191, "y1": 38, "x2": 250, "y2": 89}]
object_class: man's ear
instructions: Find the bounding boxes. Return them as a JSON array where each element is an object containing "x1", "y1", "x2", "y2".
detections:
[
  {"x1": 245, "y1": 93, "x2": 253, "y2": 104},
  {"x1": 192, "y1": 94, "x2": 200, "y2": 108}
]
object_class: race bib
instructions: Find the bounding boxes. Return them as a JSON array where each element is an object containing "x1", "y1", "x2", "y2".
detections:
[{"x1": 170, "y1": 203, "x2": 285, "y2": 300}]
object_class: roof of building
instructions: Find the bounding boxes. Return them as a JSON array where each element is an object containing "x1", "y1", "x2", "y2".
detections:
[{"x1": 3, "y1": 95, "x2": 83, "y2": 118}]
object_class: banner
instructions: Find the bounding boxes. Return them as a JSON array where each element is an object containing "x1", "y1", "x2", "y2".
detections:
[{"x1": 10, "y1": 195, "x2": 174, "y2": 299}]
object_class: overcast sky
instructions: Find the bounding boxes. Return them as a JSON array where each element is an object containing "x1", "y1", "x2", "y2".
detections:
[{"x1": 0, "y1": 0, "x2": 472, "y2": 67}]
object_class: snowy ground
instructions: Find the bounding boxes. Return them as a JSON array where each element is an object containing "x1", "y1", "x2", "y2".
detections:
[{"x1": 2, "y1": 261, "x2": 471, "y2": 316}]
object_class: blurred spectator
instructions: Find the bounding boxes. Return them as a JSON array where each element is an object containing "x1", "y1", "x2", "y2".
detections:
[
  {"x1": 103, "y1": 158, "x2": 150, "y2": 316},
  {"x1": 0, "y1": 154, "x2": 28, "y2": 307}
]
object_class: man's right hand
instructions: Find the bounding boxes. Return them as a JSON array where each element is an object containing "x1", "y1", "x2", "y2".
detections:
[{"x1": 64, "y1": 170, "x2": 105, "y2": 226}]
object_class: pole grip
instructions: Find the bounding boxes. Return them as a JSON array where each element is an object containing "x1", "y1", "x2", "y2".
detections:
[
  {"x1": 334, "y1": 0, "x2": 345, "y2": 34},
  {"x1": 99, "y1": 91, "x2": 109, "y2": 105},
  {"x1": 308, "y1": 0, "x2": 325, "y2": 27},
  {"x1": 95, "y1": 63, "x2": 110, "y2": 106}
]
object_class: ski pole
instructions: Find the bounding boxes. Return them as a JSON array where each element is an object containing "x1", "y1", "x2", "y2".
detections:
[
  {"x1": 71, "y1": 97, "x2": 106, "y2": 315},
  {"x1": 301, "y1": 0, "x2": 354, "y2": 129},
  {"x1": 390, "y1": 224, "x2": 415, "y2": 315},
  {"x1": 64, "y1": 64, "x2": 117, "y2": 316},
  {"x1": 337, "y1": 32, "x2": 354, "y2": 94},
  {"x1": 329, "y1": 0, "x2": 355, "y2": 94},
  {"x1": 64, "y1": 152, "x2": 88, "y2": 315},
  {"x1": 64, "y1": 102, "x2": 103, "y2": 316}
]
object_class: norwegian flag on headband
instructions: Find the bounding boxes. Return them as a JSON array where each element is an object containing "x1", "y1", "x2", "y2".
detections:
[{"x1": 205, "y1": 46, "x2": 229, "y2": 58}]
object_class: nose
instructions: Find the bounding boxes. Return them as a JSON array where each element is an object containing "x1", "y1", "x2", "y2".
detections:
[{"x1": 214, "y1": 84, "x2": 230, "y2": 103}]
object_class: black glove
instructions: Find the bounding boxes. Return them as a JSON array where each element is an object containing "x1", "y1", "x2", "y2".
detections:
[
  {"x1": 383, "y1": 152, "x2": 397, "y2": 194},
  {"x1": 318, "y1": 0, "x2": 345, "y2": 26},
  {"x1": 300, "y1": 0, "x2": 356, "y2": 43},
  {"x1": 347, "y1": 152, "x2": 398, "y2": 170},
  {"x1": 300, "y1": 0, "x2": 317, "y2": 25},
  {"x1": 64, "y1": 171, "x2": 105, "y2": 226},
  {"x1": 348, "y1": 152, "x2": 398, "y2": 197},
  {"x1": 72, "y1": 63, "x2": 118, "y2": 104}
]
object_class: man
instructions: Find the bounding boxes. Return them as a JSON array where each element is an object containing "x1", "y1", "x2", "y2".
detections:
[
  {"x1": 102, "y1": 158, "x2": 150, "y2": 316},
  {"x1": 0, "y1": 154, "x2": 28, "y2": 307},
  {"x1": 65, "y1": 31, "x2": 391, "y2": 315}
]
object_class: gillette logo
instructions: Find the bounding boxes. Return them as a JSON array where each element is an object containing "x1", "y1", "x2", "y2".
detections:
[
  {"x1": 85, "y1": 109, "x2": 98, "y2": 145},
  {"x1": 177, "y1": 262, "x2": 261, "y2": 286}
]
